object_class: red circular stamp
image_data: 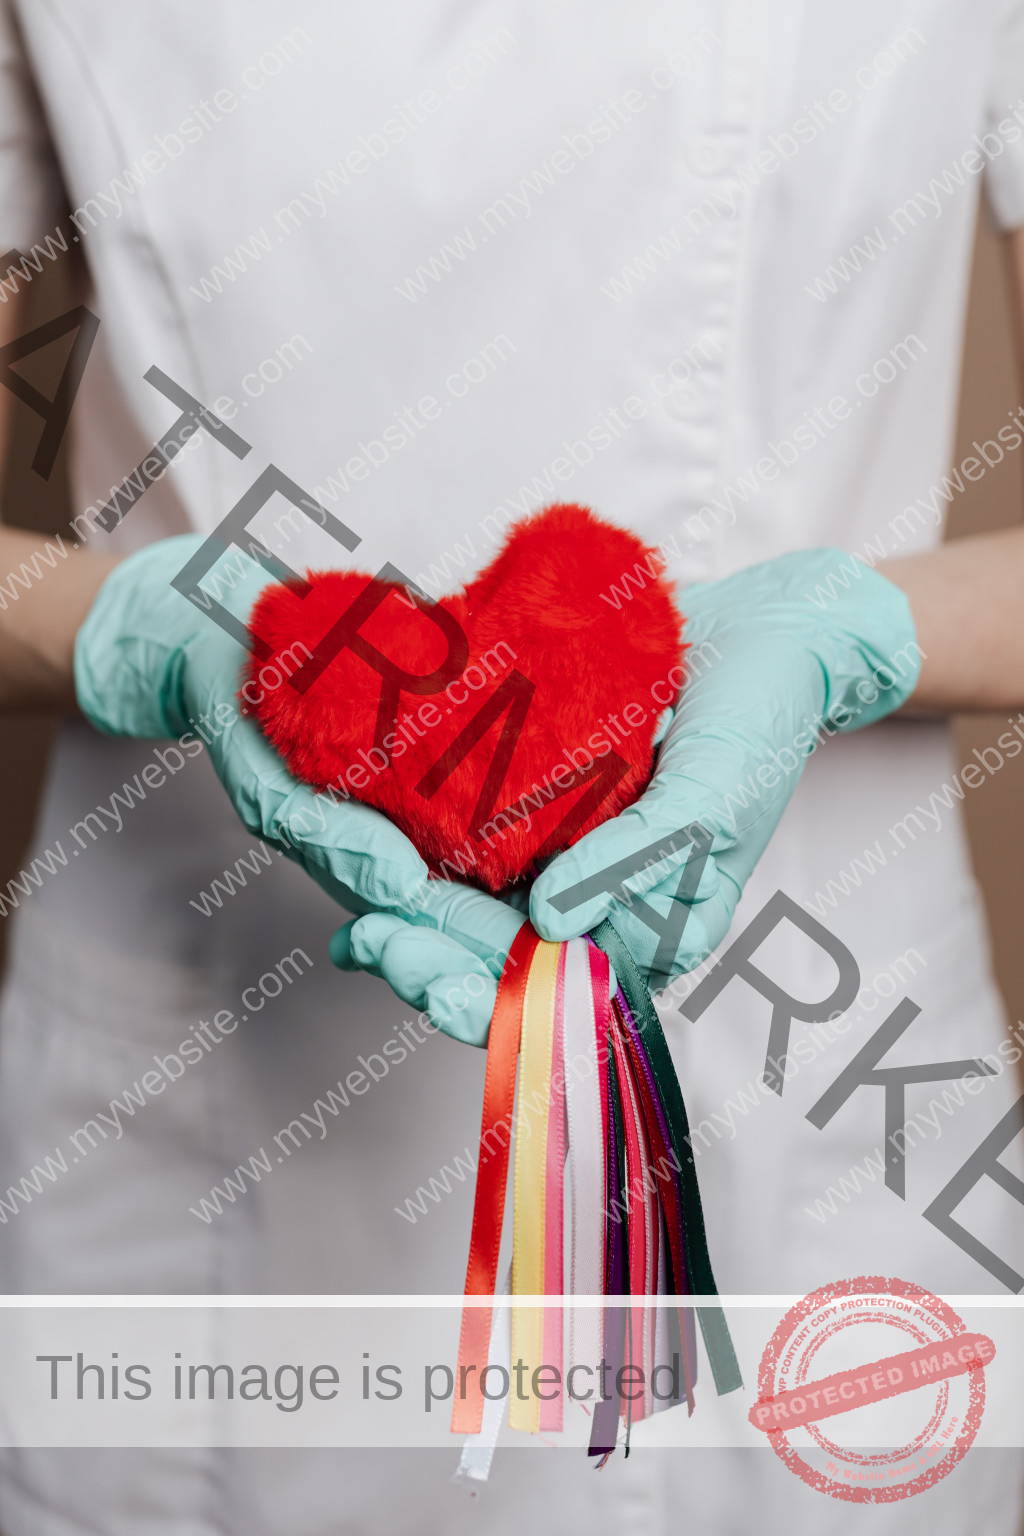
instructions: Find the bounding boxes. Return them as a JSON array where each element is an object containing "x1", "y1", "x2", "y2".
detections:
[{"x1": 748, "y1": 1276, "x2": 993, "y2": 1502}]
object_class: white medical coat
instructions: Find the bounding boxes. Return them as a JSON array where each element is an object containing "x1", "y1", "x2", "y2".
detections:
[{"x1": 1, "y1": 2, "x2": 1023, "y2": 1531}]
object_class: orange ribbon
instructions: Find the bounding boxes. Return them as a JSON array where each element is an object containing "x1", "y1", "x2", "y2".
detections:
[{"x1": 451, "y1": 922, "x2": 540, "y2": 1435}]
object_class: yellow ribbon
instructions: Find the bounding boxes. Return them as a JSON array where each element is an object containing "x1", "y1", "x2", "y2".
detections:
[{"x1": 510, "y1": 938, "x2": 561, "y2": 1432}]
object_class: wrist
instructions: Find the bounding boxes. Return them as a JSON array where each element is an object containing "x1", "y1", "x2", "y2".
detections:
[
  {"x1": 812, "y1": 557, "x2": 922, "y2": 729},
  {"x1": 679, "y1": 548, "x2": 922, "y2": 732},
  {"x1": 74, "y1": 535, "x2": 207, "y2": 738},
  {"x1": 0, "y1": 529, "x2": 117, "y2": 714}
]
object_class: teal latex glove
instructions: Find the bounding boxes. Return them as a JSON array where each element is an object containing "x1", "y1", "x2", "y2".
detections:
[
  {"x1": 330, "y1": 890, "x2": 526, "y2": 1047},
  {"x1": 530, "y1": 547, "x2": 920, "y2": 985},
  {"x1": 74, "y1": 535, "x2": 525, "y2": 1021},
  {"x1": 336, "y1": 547, "x2": 921, "y2": 1029}
]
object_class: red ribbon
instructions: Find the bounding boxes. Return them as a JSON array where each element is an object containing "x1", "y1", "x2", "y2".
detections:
[{"x1": 451, "y1": 922, "x2": 540, "y2": 1435}]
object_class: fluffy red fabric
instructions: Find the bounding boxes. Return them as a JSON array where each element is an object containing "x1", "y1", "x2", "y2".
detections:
[{"x1": 245, "y1": 503, "x2": 684, "y2": 891}]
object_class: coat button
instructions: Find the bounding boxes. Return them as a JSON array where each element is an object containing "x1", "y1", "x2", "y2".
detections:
[{"x1": 686, "y1": 136, "x2": 727, "y2": 176}]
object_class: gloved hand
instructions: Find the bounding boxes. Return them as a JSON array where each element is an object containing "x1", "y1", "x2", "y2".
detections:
[
  {"x1": 330, "y1": 887, "x2": 526, "y2": 1047},
  {"x1": 336, "y1": 547, "x2": 920, "y2": 1030},
  {"x1": 74, "y1": 534, "x2": 524, "y2": 1040},
  {"x1": 529, "y1": 548, "x2": 920, "y2": 985}
]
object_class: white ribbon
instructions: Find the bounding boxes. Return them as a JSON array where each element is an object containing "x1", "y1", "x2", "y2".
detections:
[
  {"x1": 451, "y1": 1264, "x2": 512, "y2": 1488},
  {"x1": 563, "y1": 936, "x2": 605, "y2": 1375}
]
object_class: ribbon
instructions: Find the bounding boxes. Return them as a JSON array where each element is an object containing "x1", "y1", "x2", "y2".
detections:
[
  {"x1": 510, "y1": 937, "x2": 561, "y2": 1432},
  {"x1": 453, "y1": 914, "x2": 741, "y2": 1466},
  {"x1": 590, "y1": 1024, "x2": 628, "y2": 1459},
  {"x1": 451, "y1": 922, "x2": 540, "y2": 1435},
  {"x1": 609, "y1": 1005, "x2": 653, "y2": 1417},
  {"x1": 539, "y1": 943, "x2": 567, "y2": 1432},
  {"x1": 563, "y1": 938, "x2": 606, "y2": 1376},
  {"x1": 613, "y1": 985, "x2": 696, "y2": 1411},
  {"x1": 589, "y1": 920, "x2": 743, "y2": 1398},
  {"x1": 451, "y1": 1264, "x2": 512, "y2": 1486}
]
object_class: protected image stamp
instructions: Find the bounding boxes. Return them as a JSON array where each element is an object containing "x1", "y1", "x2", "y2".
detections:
[{"x1": 748, "y1": 1275, "x2": 993, "y2": 1502}]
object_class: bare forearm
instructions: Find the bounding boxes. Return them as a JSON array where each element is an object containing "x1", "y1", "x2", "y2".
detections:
[
  {"x1": 0, "y1": 527, "x2": 116, "y2": 712},
  {"x1": 877, "y1": 228, "x2": 1024, "y2": 714},
  {"x1": 880, "y1": 526, "x2": 1024, "y2": 712},
  {"x1": 0, "y1": 286, "x2": 116, "y2": 713}
]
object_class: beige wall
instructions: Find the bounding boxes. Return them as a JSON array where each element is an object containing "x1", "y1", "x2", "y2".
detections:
[
  {"x1": 949, "y1": 219, "x2": 1024, "y2": 1027},
  {"x1": 1, "y1": 217, "x2": 1023, "y2": 1027}
]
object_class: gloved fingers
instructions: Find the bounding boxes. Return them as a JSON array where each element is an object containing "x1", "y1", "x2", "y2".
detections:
[
  {"x1": 416, "y1": 938, "x2": 617, "y2": 1044},
  {"x1": 531, "y1": 798, "x2": 721, "y2": 942},
  {"x1": 613, "y1": 838, "x2": 721, "y2": 907},
  {"x1": 651, "y1": 704, "x2": 675, "y2": 743},
  {"x1": 212, "y1": 715, "x2": 437, "y2": 913},
  {"x1": 332, "y1": 915, "x2": 485, "y2": 982},
  {"x1": 423, "y1": 972, "x2": 497, "y2": 1047},
  {"x1": 223, "y1": 715, "x2": 526, "y2": 937},
  {"x1": 402, "y1": 878, "x2": 527, "y2": 968},
  {"x1": 300, "y1": 796, "x2": 433, "y2": 912},
  {"x1": 337, "y1": 922, "x2": 499, "y2": 1047},
  {"x1": 376, "y1": 925, "x2": 498, "y2": 1006},
  {"x1": 330, "y1": 915, "x2": 409, "y2": 978},
  {"x1": 332, "y1": 903, "x2": 625, "y2": 1045},
  {"x1": 605, "y1": 879, "x2": 738, "y2": 994}
]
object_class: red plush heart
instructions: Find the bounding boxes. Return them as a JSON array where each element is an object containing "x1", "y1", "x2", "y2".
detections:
[{"x1": 244, "y1": 503, "x2": 684, "y2": 892}]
